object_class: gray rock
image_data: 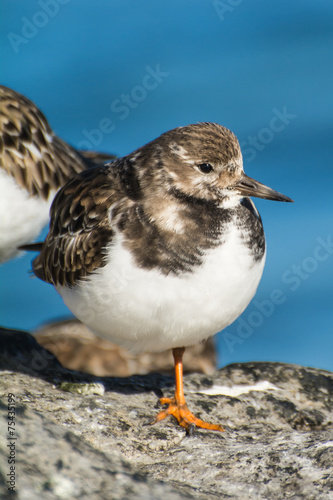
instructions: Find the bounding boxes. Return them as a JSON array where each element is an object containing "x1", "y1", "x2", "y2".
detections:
[{"x1": 0, "y1": 327, "x2": 332, "y2": 499}]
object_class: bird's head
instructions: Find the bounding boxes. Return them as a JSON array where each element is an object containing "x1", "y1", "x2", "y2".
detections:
[{"x1": 132, "y1": 122, "x2": 292, "y2": 206}]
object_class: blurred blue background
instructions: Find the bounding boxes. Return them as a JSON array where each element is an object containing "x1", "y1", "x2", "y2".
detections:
[{"x1": 0, "y1": 0, "x2": 332, "y2": 371}]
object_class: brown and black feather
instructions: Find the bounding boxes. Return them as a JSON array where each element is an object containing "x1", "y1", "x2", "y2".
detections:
[
  {"x1": 0, "y1": 85, "x2": 115, "y2": 200},
  {"x1": 30, "y1": 122, "x2": 266, "y2": 288}
]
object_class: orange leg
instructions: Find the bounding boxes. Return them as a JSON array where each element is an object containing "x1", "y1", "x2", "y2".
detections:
[{"x1": 152, "y1": 347, "x2": 224, "y2": 433}]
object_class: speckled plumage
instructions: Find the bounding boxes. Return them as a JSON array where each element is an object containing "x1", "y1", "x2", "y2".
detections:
[
  {"x1": 0, "y1": 85, "x2": 115, "y2": 262},
  {"x1": 31, "y1": 123, "x2": 257, "y2": 285}
]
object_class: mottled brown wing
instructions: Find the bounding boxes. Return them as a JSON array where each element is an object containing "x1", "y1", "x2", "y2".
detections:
[
  {"x1": 0, "y1": 85, "x2": 115, "y2": 200},
  {"x1": 32, "y1": 165, "x2": 117, "y2": 287}
]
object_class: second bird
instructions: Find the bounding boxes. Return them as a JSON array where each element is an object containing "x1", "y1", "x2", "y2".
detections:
[{"x1": 0, "y1": 85, "x2": 114, "y2": 263}]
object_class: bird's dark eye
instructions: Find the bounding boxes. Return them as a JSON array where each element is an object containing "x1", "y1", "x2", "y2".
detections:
[{"x1": 198, "y1": 163, "x2": 213, "y2": 174}]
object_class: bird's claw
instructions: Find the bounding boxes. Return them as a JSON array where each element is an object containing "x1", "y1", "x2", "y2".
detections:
[{"x1": 151, "y1": 396, "x2": 224, "y2": 433}]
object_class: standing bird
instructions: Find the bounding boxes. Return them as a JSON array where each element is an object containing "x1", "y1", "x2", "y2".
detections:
[
  {"x1": 0, "y1": 85, "x2": 114, "y2": 263},
  {"x1": 24, "y1": 122, "x2": 293, "y2": 433}
]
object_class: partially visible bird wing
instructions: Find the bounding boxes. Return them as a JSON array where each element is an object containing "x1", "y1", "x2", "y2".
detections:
[
  {"x1": 0, "y1": 85, "x2": 116, "y2": 200},
  {"x1": 32, "y1": 165, "x2": 118, "y2": 287}
]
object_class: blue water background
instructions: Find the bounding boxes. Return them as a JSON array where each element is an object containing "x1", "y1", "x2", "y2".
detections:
[{"x1": 0, "y1": 1, "x2": 332, "y2": 371}]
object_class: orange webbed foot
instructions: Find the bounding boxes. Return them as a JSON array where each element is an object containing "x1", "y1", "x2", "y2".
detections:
[
  {"x1": 151, "y1": 347, "x2": 225, "y2": 434},
  {"x1": 152, "y1": 396, "x2": 224, "y2": 434}
]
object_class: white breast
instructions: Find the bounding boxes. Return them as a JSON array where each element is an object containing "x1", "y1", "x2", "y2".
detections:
[
  {"x1": 0, "y1": 169, "x2": 53, "y2": 263},
  {"x1": 58, "y1": 221, "x2": 266, "y2": 353}
]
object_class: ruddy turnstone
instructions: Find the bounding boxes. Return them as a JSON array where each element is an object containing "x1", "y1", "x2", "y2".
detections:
[
  {"x1": 24, "y1": 122, "x2": 293, "y2": 432},
  {"x1": 0, "y1": 85, "x2": 114, "y2": 263}
]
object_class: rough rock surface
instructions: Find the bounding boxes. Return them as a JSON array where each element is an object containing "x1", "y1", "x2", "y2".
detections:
[{"x1": 0, "y1": 328, "x2": 332, "y2": 499}]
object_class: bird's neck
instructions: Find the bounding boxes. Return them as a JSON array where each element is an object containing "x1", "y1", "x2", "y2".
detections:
[{"x1": 142, "y1": 190, "x2": 232, "y2": 237}]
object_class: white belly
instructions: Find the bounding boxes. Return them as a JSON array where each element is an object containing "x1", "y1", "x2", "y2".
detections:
[
  {"x1": 58, "y1": 224, "x2": 266, "y2": 353},
  {"x1": 0, "y1": 169, "x2": 53, "y2": 263}
]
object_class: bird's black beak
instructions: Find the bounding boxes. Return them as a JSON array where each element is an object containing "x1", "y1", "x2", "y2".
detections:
[{"x1": 233, "y1": 173, "x2": 294, "y2": 202}]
